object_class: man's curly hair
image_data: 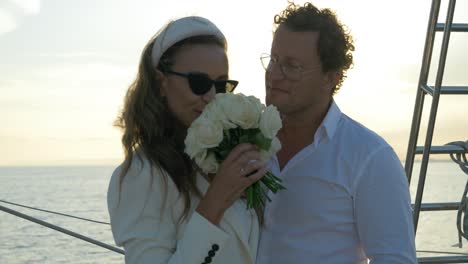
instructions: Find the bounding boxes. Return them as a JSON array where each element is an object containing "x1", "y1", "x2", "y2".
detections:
[{"x1": 274, "y1": 2, "x2": 355, "y2": 94}]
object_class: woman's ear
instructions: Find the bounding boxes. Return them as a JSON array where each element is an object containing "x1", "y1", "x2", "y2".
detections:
[{"x1": 155, "y1": 69, "x2": 168, "y2": 97}]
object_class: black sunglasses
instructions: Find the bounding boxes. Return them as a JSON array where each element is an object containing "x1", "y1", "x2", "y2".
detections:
[{"x1": 164, "y1": 70, "x2": 238, "y2": 95}]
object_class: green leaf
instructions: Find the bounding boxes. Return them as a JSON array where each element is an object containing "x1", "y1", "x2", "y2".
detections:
[
  {"x1": 239, "y1": 134, "x2": 251, "y2": 144},
  {"x1": 253, "y1": 132, "x2": 271, "y2": 150}
]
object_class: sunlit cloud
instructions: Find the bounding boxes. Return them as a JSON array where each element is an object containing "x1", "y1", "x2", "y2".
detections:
[
  {"x1": 11, "y1": 0, "x2": 41, "y2": 15},
  {"x1": 0, "y1": 9, "x2": 17, "y2": 34},
  {"x1": 36, "y1": 52, "x2": 120, "y2": 60},
  {"x1": 0, "y1": 0, "x2": 40, "y2": 35}
]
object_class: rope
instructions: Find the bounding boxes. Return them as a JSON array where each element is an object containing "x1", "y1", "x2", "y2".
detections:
[
  {"x1": 416, "y1": 250, "x2": 468, "y2": 256},
  {"x1": 0, "y1": 204, "x2": 124, "y2": 255},
  {"x1": 0, "y1": 199, "x2": 110, "y2": 225},
  {"x1": 445, "y1": 141, "x2": 468, "y2": 247},
  {"x1": 456, "y1": 181, "x2": 468, "y2": 247}
]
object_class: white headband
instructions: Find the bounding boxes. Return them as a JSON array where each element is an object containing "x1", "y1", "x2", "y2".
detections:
[{"x1": 151, "y1": 16, "x2": 226, "y2": 68}]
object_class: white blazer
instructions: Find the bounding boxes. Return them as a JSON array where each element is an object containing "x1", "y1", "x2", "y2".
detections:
[{"x1": 107, "y1": 155, "x2": 259, "y2": 264}]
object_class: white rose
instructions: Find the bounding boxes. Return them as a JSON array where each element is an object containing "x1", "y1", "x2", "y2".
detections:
[
  {"x1": 246, "y1": 95, "x2": 265, "y2": 114},
  {"x1": 205, "y1": 96, "x2": 236, "y2": 129},
  {"x1": 219, "y1": 93, "x2": 262, "y2": 129},
  {"x1": 269, "y1": 136, "x2": 282, "y2": 154},
  {"x1": 259, "y1": 136, "x2": 282, "y2": 162},
  {"x1": 184, "y1": 130, "x2": 203, "y2": 159},
  {"x1": 259, "y1": 105, "x2": 282, "y2": 139},
  {"x1": 195, "y1": 152, "x2": 219, "y2": 174},
  {"x1": 187, "y1": 116, "x2": 223, "y2": 149}
]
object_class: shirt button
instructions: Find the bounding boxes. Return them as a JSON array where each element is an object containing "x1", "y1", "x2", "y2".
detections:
[{"x1": 212, "y1": 244, "x2": 219, "y2": 251}]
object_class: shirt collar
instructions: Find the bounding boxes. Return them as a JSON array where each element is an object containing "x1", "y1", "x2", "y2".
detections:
[{"x1": 313, "y1": 100, "x2": 342, "y2": 144}]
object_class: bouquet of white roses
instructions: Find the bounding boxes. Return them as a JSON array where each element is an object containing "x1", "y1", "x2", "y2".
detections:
[{"x1": 184, "y1": 93, "x2": 285, "y2": 209}]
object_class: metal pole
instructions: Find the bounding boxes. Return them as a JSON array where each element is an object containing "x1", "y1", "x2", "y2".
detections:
[
  {"x1": 0, "y1": 205, "x2": 124, "y2": 255},
  {"x1": 413, "y1": 0, "x2": 457, "y2": 232},
  {"x1": 404, "y1": 0, "x2": 441, "y2": 183}
]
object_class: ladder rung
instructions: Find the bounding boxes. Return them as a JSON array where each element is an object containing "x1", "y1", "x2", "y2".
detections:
[
  {"x1": 421, "y1": 84, "x2": 468, "y2": 95},
  {"x1": 436, "y1": 23, "x2": 468, "y2": 32},
  {"x1": 413, "y1": 202, "x2": 460, "y2": 211},
  {"x1": 418, "y1": 255, "x2": 468, "y2": 263},
  {"x1": 415, "y1": 145, "x2": 467, "y2": 155}
]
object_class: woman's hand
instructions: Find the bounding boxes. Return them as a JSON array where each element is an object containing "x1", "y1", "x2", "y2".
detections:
[{"x1": 196, "y1": 143, "x2": 268, "y2": 225}]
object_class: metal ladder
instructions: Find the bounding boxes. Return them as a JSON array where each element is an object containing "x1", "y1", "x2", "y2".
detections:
[{"x1": 404, "y1": 0, "x2": 468, "y2": 263}]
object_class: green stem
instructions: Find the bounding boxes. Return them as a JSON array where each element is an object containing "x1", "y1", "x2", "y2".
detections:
[{"x1": 245, "y1": 172, "x2": 284, "y2": 209}]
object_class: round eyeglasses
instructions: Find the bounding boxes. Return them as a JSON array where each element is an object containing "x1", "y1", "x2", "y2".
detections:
[{"x1": 260, "y1": 53, "x2": 322, "y2": 81}]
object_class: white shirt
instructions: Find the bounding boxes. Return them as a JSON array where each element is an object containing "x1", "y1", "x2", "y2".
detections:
[{"x1": 256, "y1": 101, "x2": 417, "y2": 264}]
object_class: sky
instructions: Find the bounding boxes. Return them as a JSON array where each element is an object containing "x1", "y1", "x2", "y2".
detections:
[{"x1": 1, "y1": 0, "x2": 467, "y2": 166}]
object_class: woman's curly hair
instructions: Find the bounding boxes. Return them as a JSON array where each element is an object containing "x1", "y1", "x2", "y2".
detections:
[{"x1": 274, "y1": 2, "x2": 355, "y2": 94}]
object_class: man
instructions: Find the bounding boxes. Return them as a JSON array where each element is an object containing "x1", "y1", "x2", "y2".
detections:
[{"x1": 256, "y1": 2, "x2": 417, "y2": 263}]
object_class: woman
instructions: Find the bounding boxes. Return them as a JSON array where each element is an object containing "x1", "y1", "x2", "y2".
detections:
[{"x1": 107, "y1": 16, "x2": 268, "y2": 264}]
